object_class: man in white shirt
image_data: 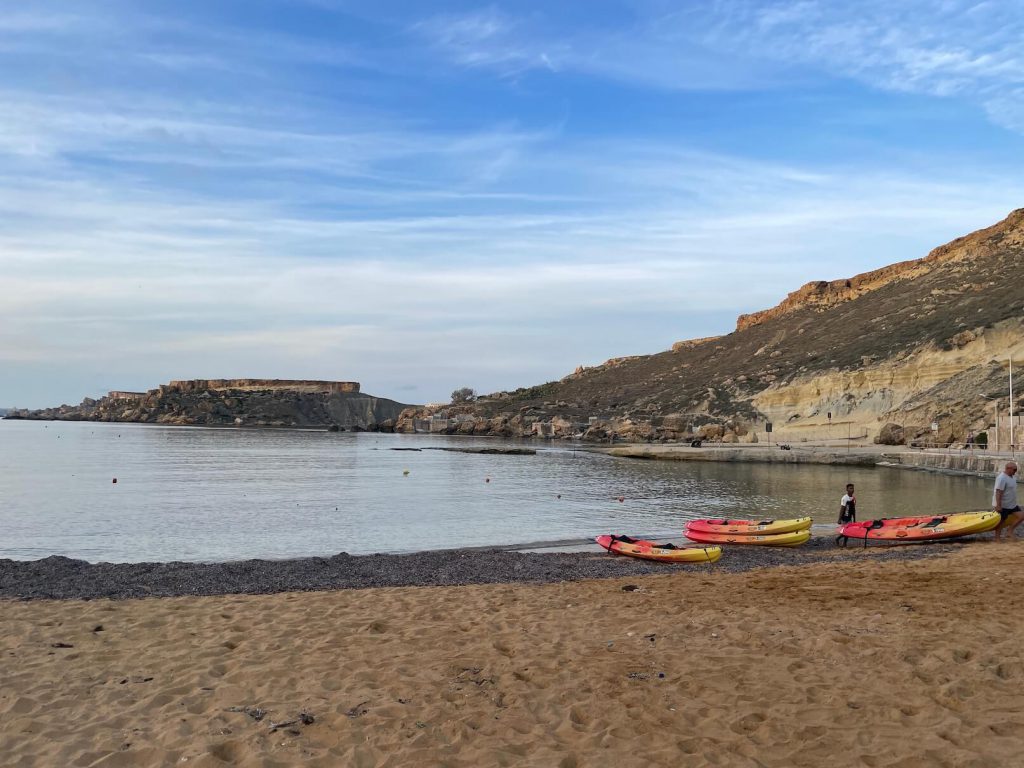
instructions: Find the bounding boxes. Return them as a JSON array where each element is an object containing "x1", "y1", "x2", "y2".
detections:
[
  {"x1": 993, "y1": 461, "x2": 1021, "y2": 542},
  {"x1": 838, "y1": 483, "x2": 856, "y2": 524}
]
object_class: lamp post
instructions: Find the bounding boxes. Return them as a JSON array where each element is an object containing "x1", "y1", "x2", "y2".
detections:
[
  {"x1": 981, "y1": 394, "x2": 999, "y2": 453},
  {"x1": 1010, "y1": 357, "x2": 1015, "y2": 455}
]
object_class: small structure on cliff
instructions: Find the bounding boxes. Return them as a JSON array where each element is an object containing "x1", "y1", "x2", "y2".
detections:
[
  {"x1": 164, "y1": 379, "x2": 360, "y2": 394},
  {"x1": 107, "y1": 391, "x2": 147, "y2": 401}
]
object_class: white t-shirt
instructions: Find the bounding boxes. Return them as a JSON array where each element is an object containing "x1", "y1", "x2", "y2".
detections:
[
  {"x1": 840, "y1": 494, "x2": 855, "y2": 509},
  {"x1": 993, "y1": 473, "x2": 1018, "y2": 509}
]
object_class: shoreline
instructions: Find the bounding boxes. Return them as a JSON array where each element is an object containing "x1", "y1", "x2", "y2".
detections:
[
  {"x1": 3, "y1": 543, "x2": 1021, "y2": 766},
  {"x1": 0, "y1": 535, "x2": 994, "y2": 601}
]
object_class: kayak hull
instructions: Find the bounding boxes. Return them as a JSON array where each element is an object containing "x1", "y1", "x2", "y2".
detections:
[
  {"x1": 686, "y1": 517, "x2": 812, "y2": 536},
  {"x1": 838, "y1": 510, "x2": 1000, "y2": 541},
  {"x1": 595, "y1": 535, "x2": 722, "y2": 563},
  {"x1": 684, "y1": 529, "x2": 811, "y2": 547}
]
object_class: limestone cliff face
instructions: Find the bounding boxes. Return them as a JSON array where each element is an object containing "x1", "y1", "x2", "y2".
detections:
[
  {"x1": 751, "y1": 320, "x2": 1024, "y2": 443},
  {"x1": 9, "y1": 379, "x2": 405, "y2": 429}
]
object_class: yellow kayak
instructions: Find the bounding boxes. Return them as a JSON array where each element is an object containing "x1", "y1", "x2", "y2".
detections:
[
  {"x1": 684, "y1": 529, "x2": 811, "y2": 547},
  {"x1": 596, "y1": 535, "x2": 723, "y2": 563},
  {"x1": 686, "y1": 517, "x2": 813, "y2": 536}
]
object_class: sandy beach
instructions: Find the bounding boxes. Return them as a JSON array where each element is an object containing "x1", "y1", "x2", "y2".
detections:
[{"x1": 1, "y1": 542, "x2": 1021, "y2": 767}]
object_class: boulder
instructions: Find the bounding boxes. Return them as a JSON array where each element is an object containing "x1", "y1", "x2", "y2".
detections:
[
  {"x1": 698, "y1": 424, "x2": 724, "y2": 440},
  {"x1": 875, "y1": 422, "x2": 905, "y2": 445}
]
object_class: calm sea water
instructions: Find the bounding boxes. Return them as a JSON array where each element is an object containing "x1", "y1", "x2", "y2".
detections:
[{"x1": 0, "y1": 420, "x2": 992, "y2": 563}]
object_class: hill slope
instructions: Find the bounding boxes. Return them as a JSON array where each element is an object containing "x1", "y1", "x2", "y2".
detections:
[{"x1": 401, "y1": 209, "x2": 1024, "y2": 445}]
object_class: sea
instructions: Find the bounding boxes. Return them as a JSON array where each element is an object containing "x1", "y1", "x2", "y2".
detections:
[{"x1": 0, "y1": 420, "x2": 992, "y2": 563}]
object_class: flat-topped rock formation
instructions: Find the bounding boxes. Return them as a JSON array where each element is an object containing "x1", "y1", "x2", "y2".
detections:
[{"x1": 8, "y1": 379, "x2": 406, "y2": 430}]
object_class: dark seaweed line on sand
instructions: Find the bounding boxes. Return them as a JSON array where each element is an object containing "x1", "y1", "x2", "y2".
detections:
[{"x1": 0, "y1": 537, "x2": 974, "y2": 601}]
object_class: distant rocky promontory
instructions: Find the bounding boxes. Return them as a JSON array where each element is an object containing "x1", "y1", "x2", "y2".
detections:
[{"x1": 6, "y1": 379, "x2": 409, "y2": 430}]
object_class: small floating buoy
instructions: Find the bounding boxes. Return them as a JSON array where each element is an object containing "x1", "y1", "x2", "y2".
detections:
[{"x1": 112, "y1": 478, "x2": 117, "y2": 484}]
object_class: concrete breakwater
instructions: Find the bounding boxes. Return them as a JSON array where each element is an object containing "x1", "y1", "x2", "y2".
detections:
[
  {"x1": 879, "y1": 451, "x2": 1012, "y2": 479},
  {"x1": 598, "y1": 444, "x2": 880, "y2": 466},
  {"x1": 597, "y1": 443, "x2": 1010, "y2": 479}
]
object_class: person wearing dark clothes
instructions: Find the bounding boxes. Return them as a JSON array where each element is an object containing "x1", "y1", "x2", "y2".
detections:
[{"x1": 838, "y1": 483, "x2": 856, "y2": 524}]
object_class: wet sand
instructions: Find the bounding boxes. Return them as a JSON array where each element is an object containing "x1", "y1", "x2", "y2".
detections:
[{"x1": 2, "y1": 541, "x2": 1022, "y2": 767}]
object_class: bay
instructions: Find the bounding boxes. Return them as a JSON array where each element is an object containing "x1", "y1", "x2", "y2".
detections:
[{"x1": 0, "y1": 420, "x2": 991, "y2": 563}]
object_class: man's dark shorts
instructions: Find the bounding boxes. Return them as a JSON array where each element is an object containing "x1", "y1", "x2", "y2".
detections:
[{"x1": 999, "y1": 505, "x2": 1022, "y2": 522}]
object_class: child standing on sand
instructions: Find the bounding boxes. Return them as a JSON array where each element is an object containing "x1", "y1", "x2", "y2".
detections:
[{"x1": 838, "y1": 483, "x2": 857, "y2": 524}]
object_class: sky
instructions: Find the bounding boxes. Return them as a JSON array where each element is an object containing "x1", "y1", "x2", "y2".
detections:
[{"x1": 1, "y1": 0, "x2": 1023, "y2": 408}]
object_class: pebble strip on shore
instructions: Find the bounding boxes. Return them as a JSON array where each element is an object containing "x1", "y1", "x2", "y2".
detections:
[{"x1": 0, "y1": 536, "x2": 988, "y2": 601}]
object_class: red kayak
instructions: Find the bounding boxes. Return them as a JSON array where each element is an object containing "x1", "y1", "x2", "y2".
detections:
[{"x1": 837, "y1": 510, "x2": 999, "y2": 543}]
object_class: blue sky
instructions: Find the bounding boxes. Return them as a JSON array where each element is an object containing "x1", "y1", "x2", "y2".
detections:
[{"x1": 2, "y1": 0, "x2": 1023, "y2": 408}]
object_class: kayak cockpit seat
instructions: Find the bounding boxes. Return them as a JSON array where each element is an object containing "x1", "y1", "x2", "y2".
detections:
[
  {"x1": 867, "y1": 520, "x2": 885, "y2": 530},
  {"x1": 922, "y1": 517, "x2": 947, "y2": 528}
]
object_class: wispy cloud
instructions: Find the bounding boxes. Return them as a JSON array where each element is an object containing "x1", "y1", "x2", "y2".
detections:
[
  {"x1": 415, "y1": 1, "x2": 1024, "y2": 128},
  {"x1": 411, "y1": 7, "x2": 558, "y2": 77}
]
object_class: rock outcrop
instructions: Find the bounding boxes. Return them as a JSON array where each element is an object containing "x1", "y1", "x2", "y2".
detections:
[
  {"x1": 736, "y1": 208, "x2": 1024, "y2": 331},
  {"x1": 7, "y1": 379, "x2": 406, "y2": 429}
]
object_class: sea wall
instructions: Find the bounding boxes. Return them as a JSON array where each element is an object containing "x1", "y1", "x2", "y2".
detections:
[
  {"x1": 880, "y1": 451, "x2": 1008, "y2": 479},
  {"x1": 599, "y1": 445, "x2": 880, "y2": 466}
]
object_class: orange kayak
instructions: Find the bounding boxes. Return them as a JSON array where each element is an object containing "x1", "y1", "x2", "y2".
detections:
[{"x1": 595, "y1": 535, "x2": 722, "y2": 563}]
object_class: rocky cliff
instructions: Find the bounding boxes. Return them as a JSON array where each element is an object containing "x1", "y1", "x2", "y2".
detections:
[
  {"x1": 7, "y1": 379, "x2": 408, "y2": 429},
  {"x1": 397, "y1": 208, "x2": 1024, "y2": 446}
]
